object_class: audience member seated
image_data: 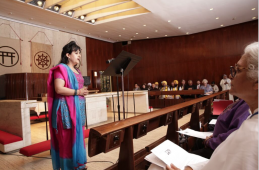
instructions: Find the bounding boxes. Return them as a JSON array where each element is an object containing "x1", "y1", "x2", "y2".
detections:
[
  {"x1": 170, "y1": 80, "x2": 180, "y2": 99},
  {"x1": 141, "y1": 84, "x2": 148, "y2": 90},
  {"x1": 191, "y1": 99, "x2": 250, "y2": 159},
  {"x1": 211, "y1": 81, "x2": 219, "y2": 93},
  {"x1": 199, "y1": 79, "x2": 213, "y2": 96},
  {"x1": 133, "y1": 83, "x2": 140, "y2": 91},
  {"x1": 197, "y1": 80, "x2": 201, "y2": 89},
  {"x1": 155, "y1": 82, "x2": 160, "y2": 90},
  {"x1": 183, "y1": 80, "x2": 197, "y2": 99},
  {"x1": 150, "y1": 83, "x2": 159, "y2": 91},
  {"x1": 147, "y1": 83, "x2": 152, "y2": 90},
  {"x1": 159, "y1": 81, "x2": 169, "y2": 99},
  {"x1": 166, "y1": 42, "x2": 258, "y2": 170},
  {"x1": 179, "y1": 79, "x2": 186, "y2": 91}
]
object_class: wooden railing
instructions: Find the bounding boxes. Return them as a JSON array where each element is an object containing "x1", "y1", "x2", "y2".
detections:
[
  {"x1": 149, "y1": 90, "x2": 204, "y2": 108},
  {"x1": 88, "y1": 90, "x2": 229, "y2": 170}
]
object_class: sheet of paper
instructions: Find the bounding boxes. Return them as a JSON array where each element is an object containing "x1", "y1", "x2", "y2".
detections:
[
  {"x1": 147, "y1": 163, "x2": 164, "y2": 170},
  {"x1": 209, "y1": 119, "x2": 217, "y2": 125},
  {"x1": 150, "y1": 140, "x2": 208, "y2": 170},
  {"x1": 177, "y1": 128, "x2": 213, "y2": 139},
  {"x1": 145, "y1": 153, "x2": 166, "y2": 169}
]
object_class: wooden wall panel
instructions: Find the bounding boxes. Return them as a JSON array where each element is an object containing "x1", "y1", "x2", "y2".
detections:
[
  {"x1": 86, "y1": 37, "x2": 114, "y2": 90},
  {"x1": 113, "y1": 20, "x2": 258, "y2": 90}
]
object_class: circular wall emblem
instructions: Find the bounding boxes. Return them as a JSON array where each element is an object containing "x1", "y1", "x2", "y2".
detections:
[
  {"x1": 34, "y1": 51, "x2": 51, "y2": 70},
  {"x1": 0, "y1": 46, "x2": 19, "y2": 67}
]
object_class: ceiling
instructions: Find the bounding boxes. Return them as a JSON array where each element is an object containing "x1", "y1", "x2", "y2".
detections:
[{"x1": 0, "y1": 0, "x2": 258, "y2": 43}]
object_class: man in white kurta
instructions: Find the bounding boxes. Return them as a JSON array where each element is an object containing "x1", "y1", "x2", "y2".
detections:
[
  {"x1": 220, "y1": 74, "x2": 233, "y2": 100},
  {"x1": 187, "y1": 110, "x2": 258, "y2": 170}
]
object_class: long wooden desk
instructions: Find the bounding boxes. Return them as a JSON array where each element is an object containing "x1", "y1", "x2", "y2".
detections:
[{"x1": 88, "y1": 90, "x2": 229, "y2": 170}]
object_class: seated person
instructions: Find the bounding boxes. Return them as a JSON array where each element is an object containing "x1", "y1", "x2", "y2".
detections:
[
  {"x1": 141, "y1": 84, "x2": 148, "y2": 90},
  {"x1": 147, "y1": 83, "x2": 152, "y2": 90},
  {"x1": 199, "y1": 79, "x2": 213, "y2": 96},
  {"x1": 155, "y1": 82, "x2": 160, "y2": 90},
  {"x1": 191, "y1": 99, "x2": 250, "y2": 159},
  {"x1": 211, "y1": 81, "x2": 219, "y2": 93},
  {"x1": 170, "y1": 80, "x2": 180, "y2": 99},
  {"x1": 183, "y1": 80, "x2": 197, "y2": 99},
  {"x1": 150, "y1": 83, "x2": 159, "y2": 91},
  {"x1": 179, "y1": 79, "x2": 186, "y2": 91},
  {"x1": 166, "y1": 42, "x2": 258, "y2": 170},
  {"x1": 133, "y1": 83, "x2": 140, "y2": 91},
  {"x1": 159, "y1": 81, "x2": 169, "y2": 99},
  {"x1": 196, "y1": 80, "x2": 201, "y2": 89}
]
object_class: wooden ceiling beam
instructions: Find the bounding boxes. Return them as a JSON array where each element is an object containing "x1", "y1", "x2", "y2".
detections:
[
  {"x1": 84, "y1": 1, "x2": 140, "y2": 21},
  {"x1": 73, "y1": 0, "x2": 130, "y2": 17},
  {"x1": 59, "y1": 0, "x2": 97, "y2": 14},
  {"x1": 44, "y1": 0, "x2": 66, "y2": 9}
]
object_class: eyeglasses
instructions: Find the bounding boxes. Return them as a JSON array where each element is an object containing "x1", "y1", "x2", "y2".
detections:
[{"x1": 230, "y1": 64, "x2": 251, "y2": 78}]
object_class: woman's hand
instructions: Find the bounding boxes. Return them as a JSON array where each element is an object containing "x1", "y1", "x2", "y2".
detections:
[
  {"x1": 78, "y1": 87, "x2": 88, "y2": 96},
  {"x1": 203, "y1": 135, "x2": 213, "y2": 146}
]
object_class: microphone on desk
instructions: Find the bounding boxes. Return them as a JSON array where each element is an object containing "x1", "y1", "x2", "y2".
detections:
[{"x1": 106, "y1": 58, "x2": 115, "y2": 64}]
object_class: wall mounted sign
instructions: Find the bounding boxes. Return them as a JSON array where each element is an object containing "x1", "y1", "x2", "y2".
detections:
[
  {"x1": 0, "y1": 46, "x2": 19, "y2": 67},
  {"x1": 34, "y1": 51, "x2": 51, "y2": 70}
]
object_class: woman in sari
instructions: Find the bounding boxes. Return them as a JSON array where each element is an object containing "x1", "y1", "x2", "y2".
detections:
[{"x1": 47, "y1": 41, "x2": 88, "y2": 170}]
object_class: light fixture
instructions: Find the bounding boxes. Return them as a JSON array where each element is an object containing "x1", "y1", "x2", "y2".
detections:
[
  {"x1": 252, "y1": 17, "x2": 257, "y2": 19},
  {"x1": 221, "y1": 24, "x2": 224, "y2": 27},
  {"x1": 54, "y1": 5, "x2": 59, "y2": 11},
  {"x1": 30, "y1": 17, "x2": 33, "y2": 20},
  {"x1": 37, "y1": 0, "x2": 43, "y2": 7},
  {"x1": 105, "y1": 31, "x2": 108, "y2": 33},
  {"x1": 130, "y1": 38, "x2": 133, "y2": 40},
  {"x1": 186, "y1": 32, "x2": 189, "y2": 34},
  {"x1": 147, "y1": 37, "x2": 149, "y2": 38},
  {"x1": 123, "y1": 28, "x2": 125, "y2": 30},
  {"x1": 119, "y1": 35, "x2": 121, "y2": 37},
  {"x1": 252, "y1": 8, "x2": 256, "y2": 10},
  {"x1": 210, "y1": 8, "x2": 213, "y2": 10},
  {"x1": 143, "y1": 24, "x2": 146, "y2": 26},
  {"x1": 178, "y1": 27, "x2": 181, "y2": 29},
  {"x1": 155, "y1": 30, "x2": 158, "y2": 32},
  {"x1": 168, "y1": 20, "x2": 171, "y2": 22},
  {"x1": 165, "y1": 35, "x2": 167, "y2": 36},
  {"x1": 136, "y1": 33, "x2": 138, "y2": 34},
  {"x1": 216, "y1": 17, "x2": 219, "y2": 19},
  {"x1": 89, "y1": 33, "x2": 91, "y2": 34},
  {"x1": 80, "y1": 15, "x2": 85, "y2": 20},
  {"x1": 91, "y1": 19, "x2": 95, "y2": 23},
  {"x1": 67, "y1": 11, "x2": 73, "y2": 16}
]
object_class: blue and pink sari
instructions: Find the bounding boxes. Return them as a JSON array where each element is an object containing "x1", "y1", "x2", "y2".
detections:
[{"x1": 47, "y1": 63, "x2": 87, "y2": 170}]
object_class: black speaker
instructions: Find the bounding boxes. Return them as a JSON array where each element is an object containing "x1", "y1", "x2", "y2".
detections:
[
  {"x1": 83, "y1": 76, "x2": 91, "y2": 86},
  {"x1": 122, "y1": 41, "x2": 128, "y2": 46}
]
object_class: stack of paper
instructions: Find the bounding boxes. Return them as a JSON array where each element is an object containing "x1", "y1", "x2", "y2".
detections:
[
  {"x1": 209, "y1": 119, "x2": 217, "y2": 125},
  {"x1": 177, "y1": 128, "x2": 213, "y2": 139},
  {"x1": 145, "y1": 140, "x2": 208, "y2": 170}
]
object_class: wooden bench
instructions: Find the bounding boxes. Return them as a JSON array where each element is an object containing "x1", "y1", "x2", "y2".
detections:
[
  {"x1": 88, "y1": 90, "x2": 229, "y2": 170},
  {"x1": 149, "y1": 90, "x2": 204, "y2": 108}
]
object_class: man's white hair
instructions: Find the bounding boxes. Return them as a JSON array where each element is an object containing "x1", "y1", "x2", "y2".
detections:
[{"x1": 244, "y1": 42, "x2": 258, "y2": 81}]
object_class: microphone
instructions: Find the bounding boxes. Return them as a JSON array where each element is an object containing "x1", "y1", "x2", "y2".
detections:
[{"x1": 106, "y1": 58, "x2": 115, "y2": 64}]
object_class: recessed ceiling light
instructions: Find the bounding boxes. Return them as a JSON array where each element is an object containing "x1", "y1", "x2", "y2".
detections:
[
  {"x1": 80, "y1": 15, "x2": 85, "y2": 20},
  {"x1": 105, "y1": 31, "x2": 108, "y2": 33},
  {"x1": 147, "y1": 37, "x2": 149, "y2": 38},
  {"x1": 210, "y1": 8, "x2": 213, "y2": 10},
  {"x1": 143, "y1": 24, "x2": 146, "y2": 26},
  {"x1": 119, "y1": 35, "x2": 121, "y2": 37},
  {"x1": 165, "y1": 35, "x2": 167, "y2": 36},
  {"x1": 178, "y1": 27, "x2": 181, "y2": 29},
  {"x1": 37, "y1": 1, "x2": 43, "y2": 7},
  {"x1": 136, "y1": 33, "x2": 138, "y2": 34},
  {"x1": 54, "y1": 5, "x2": 59, "y2": 11},
  {"x1": 252, "y1": 8, "x2": 256, "y2": 10},
  {"x1": 221, "y1": 24, "x2": 224, "y2": 27},
  {"x1": 30, "y1": 17, "x2": 33, "y2": 20},
  {"x1": 123, "y1": 28, "x2": 125, "y2": 30},
  {"x1": 67, "y1": 11, "x2": 73, "y2": 16},
  {"x1": 168, "y1": 20, "x2": 171, "y2": 22},
  {"x1": 252, "y1": 17, "x2": 257, "y2": 19},
  {"x1": 155, "y1": 30, "x2": 158, "y2": 32},
  {"x1": 216, "y1": 17, "x2": 219, "y2": 19},
  {"x1": 130, "y1": 38, "x2": 133, "y2": 40},
  {"x1": 91, "y1": 19, "x2": 95, "y2": 23},
  {"x1": 186, "y1": 32, "x2": 189, "y2": 34}
]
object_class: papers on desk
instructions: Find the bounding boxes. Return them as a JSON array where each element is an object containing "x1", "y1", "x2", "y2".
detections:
[
  {"x1": 145, "y1": 140, "x2": 208, "y2": 170},
  {"x1": 177, "y1": 128, "x2": 213, "y2": 139},
  {"x1": 209, "y1": 119, "x2": 217, "y2": 125}
]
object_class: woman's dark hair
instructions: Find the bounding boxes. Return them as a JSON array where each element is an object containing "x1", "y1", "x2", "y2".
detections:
[{"x1": 60, "y1": 41, "x2": 81, "y2": 67}]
